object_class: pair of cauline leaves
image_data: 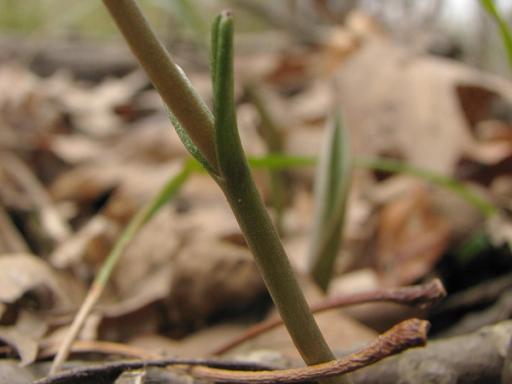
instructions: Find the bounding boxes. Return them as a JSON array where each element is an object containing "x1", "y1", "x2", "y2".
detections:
[{"x1": 172, "y1": 11, "x2": 244, "y2": 186}]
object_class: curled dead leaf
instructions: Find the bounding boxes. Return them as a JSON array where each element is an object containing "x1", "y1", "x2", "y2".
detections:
[
  {"x1": 0, "y1": 327, "x2": 38, "y2": 366},
  {"x1": 0, "y1": 253, "x2": 83, "y2": 311}
]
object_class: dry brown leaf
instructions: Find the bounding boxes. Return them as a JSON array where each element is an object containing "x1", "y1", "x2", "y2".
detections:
[
  {"x1": 166, "y1": 237, "x2": 265, "y2": 329},
  {"x1": 0, "y1": 360, "x2": 35, "y2": 384},
  {"x1": 0, "y1": 153, "x2": 71, "y2": 245},
  {"x1": 0, "y1": 205, "x2": 29, "y2": 254},
  {"x1": 50, "y1": 214, "x2": 120, "y2": 272},
  {"x1": 374, "y1": 185, "x2": 450, "y2": 286},
  {"x1": 44, "y1": 71, "x2": 146, "y2": 138},
  {"x1": 111, "y1": 207, "x2": 180, "y2": 298},
  {"x1": 128, "y1": 323, "x2": 247, "y2": 358},
  {"x1": 50, "y1": 160, "x2": 183, "y2": 212},
  {"x1": 0, "y1": 253, "x2": 83, "y2": 311},
  {"x1": 0, "y1": 327, "x2": 38, "y2": 366},
  {"x1": 336, "y1": 38, "x2": 512, "y2": 175}
]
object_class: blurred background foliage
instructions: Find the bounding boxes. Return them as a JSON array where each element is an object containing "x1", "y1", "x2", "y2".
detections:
[{"x1": 1, "y1": 0, "x2": 512, "y2": 76}]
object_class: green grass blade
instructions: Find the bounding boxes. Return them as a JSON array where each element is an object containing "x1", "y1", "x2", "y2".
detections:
[
  {"x1": 247, "y1": 154, "x2": 498, "y2": 218},
  {"x1": 309, "y1": 113, "x2": 352, "y2": 291},
  {"x1": 50, "y1": 160, "x2": 192, "y2": 374},
  {"x1": 248, "y1": 154, "x2": 316, "y2": 170},
  {"x1": 97, "y1": 160, "x2": 193, "y2": 283},
  {"x1": 481, "y1": 0, "x2": 512, "y2": 71},
  {"x1": 355, "y1": 157, "x2": 499, "y2": 218}
]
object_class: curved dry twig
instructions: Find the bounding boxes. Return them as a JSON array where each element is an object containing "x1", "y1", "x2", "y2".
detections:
[
  {"x1": 212, "y1": 279, "x2": 444, "y2": 355},
  {"x1": 192, "y1": 318, "x2": 429, "y2": 383},
  {"x1": 36, "y1": 319, "x2": 428, "y2": 384}
]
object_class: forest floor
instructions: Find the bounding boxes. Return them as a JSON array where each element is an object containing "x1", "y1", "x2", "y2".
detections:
[{"x1": 0, "y1": 8, "x2": 511, "y2": 384}]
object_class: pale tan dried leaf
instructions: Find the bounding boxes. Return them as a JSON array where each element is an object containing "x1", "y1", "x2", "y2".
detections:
[
  {"x1": 374, "y1": 185, "x2": 450, "y2": 285},
  {"x1": 0, "y1": 327, "x2": 38, "y2": 366},
  {"x1": 335, "y1": 39, "x2": 512, "y2": 175},
  {"x1": 0, "y1": 253, "x2": 83, "y2": 310},
  {"x1": 0, "y1": 360, "x2": 35, "y2": 383},
  {"x1": 166, "y1": 239, "x2": 265, "y2": 328},
  {"x1": 50, "y1": 215, "x2": 120, "y2": 270}
]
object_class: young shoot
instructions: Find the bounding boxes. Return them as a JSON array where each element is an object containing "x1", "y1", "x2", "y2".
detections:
[{"x1": 102, "y1": 2, "x2": 349, "y2": 383}]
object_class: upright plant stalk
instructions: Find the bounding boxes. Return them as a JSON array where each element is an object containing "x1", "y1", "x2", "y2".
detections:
[
  {"x1": 103, "y1": 0, "x2": 217, "y2": 169},
  {"x1": 211, "y1": 13, "x2": 342, "y2": 375},
  {"x1": 103, "y1": 2, "x2": 347, "y2": 383}
]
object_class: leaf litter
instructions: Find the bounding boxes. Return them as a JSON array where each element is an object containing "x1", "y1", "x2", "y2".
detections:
[{"x1": 0, "y1": 5, "x2": 511, "y2": 383}]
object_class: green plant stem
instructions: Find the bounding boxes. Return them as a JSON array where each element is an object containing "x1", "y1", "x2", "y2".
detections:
[
  {"x1": 211, "y1": 14, "x2": 345, "y2": 383},
  {"x1": 103, "y1": 0, "x2": 218, "y2": 170},
  {"x1": 220, "y1": 175, "x2": 341, "y2": 366},
  {"x1": 103, "y1": 3, "x2": 346, "y2": 382},
  {"x1": 50, "y1": 162, "x2": 192, "y2": 375}
]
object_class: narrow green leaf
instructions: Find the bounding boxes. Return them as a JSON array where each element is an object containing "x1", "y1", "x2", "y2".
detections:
[
  {"x1": 309, "y1": 113, "x2": 351, "y2": 292},
  {"x1": 97, "y1": 160, "x2": 193, "y2": 284},
  {"x1": 210, "y1": 14, "x2": 222, "y2": 96},
  {"x1": 481, "y1": 0, "x2": 512, "y2": 71},
  {"x1": 247, "y1": 154, "x2": 498, "y2": 219},
  {"x1": 212, "y1": 12, "x2": 248, "y2": 182},
  {"x1": 355, "y1": 157, "x2": 499, "y2": 218},
  {"x1": 248, "y1": 154, "x2": 316, "y2": 170},
  {"x1": 168, "y1": 109, "x2": 218, "y2": 175}
]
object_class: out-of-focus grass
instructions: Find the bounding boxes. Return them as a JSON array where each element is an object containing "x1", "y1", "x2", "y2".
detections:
[
  {"x1": 480, "y1": 0, "x2": 512, "y2": 72},
  {"x1": 0, "y1": 1, "x2": 290, "y2": 42},
  {"x1": 0, "y1": 0, "x2": 208, "y2": 39}
]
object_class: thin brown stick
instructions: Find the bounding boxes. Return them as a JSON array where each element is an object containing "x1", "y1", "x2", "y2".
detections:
[
  {"x1": 192, "y1": 318, "x2": 429, "y2": 383},
  {"x1": 212, "y1": 279, "x2": 444, "y2": 355},
  {"x1": 35, "y1": 358, "x2": 276, "y2": 384},
  {"x1": 39, "y1": 339, "x2": 161, "y2": 361},
  {"x1": 49, "y1": 283, "x2": 103, "y2": 375},
  {"x1": 35, "y1": 319, "x2": 428, "y2": 384}
]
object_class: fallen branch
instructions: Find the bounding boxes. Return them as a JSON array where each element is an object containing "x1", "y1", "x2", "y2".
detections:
[
  {"x1": 38, "y1": 340, "x2": 161, "y2": 360},
  {"x1": 191, "y1": 319, "x2": 428, "y2": 383},
  {"x1": 34, "y1": 358, "x2": 276, "y2": 384},
  {"x1": 212, "y1": 279, "x2": 444, "y2": 355},
  {"x1": 32, "y1": 319, "x2": 512, "y2": 384},
  {"x1": 35, "y1": 319, "x2": 427, "y2": 384}
]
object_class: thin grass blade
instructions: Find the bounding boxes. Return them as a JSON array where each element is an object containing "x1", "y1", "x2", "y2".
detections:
[
  {"x1": 481, "y1": 0, "x2": 512, "y2": 71},
  {"x1": 309, "y1": 113, "x2": 351, "y2": 292}
]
